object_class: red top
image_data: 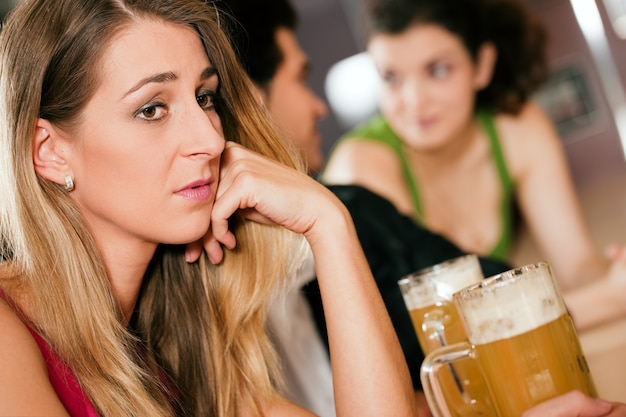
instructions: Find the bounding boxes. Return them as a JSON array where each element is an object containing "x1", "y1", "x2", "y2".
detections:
[
  {"x1": 26, "y1": 327, "x2": 100, "y2": 416},
  {"x1": 0, "y1": 290, "x2": 99, "y2": 416}
]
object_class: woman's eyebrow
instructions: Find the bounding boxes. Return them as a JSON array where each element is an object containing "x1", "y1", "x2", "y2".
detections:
[
  {"x1": 122, "y1": 66, "x2": 217, "y2": 99},
  {"x1": 200, "y1": 66, "x2": 217, "y2": 81},
  {"x1": 123, "y1": 71, "x2": 177, "y2": 98}
]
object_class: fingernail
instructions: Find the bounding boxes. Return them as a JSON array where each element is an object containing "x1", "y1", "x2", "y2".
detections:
[
  {"x1": 185, "y1": 252, "x2": 194, "y2": 263},
  {"x1": 595, "y1": 399, "x2": 612, "y2": 410}
]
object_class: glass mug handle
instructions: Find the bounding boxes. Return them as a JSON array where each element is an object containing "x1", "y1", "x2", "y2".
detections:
[
  {"x1": 420, "y1": 341, "x2": 475, "y2": 417},
  {"x1": 422, "y1": 312, "x2": 470, "y2": 407},
  {"x1": 421, "y1": 310, "x2": 448, "y2": 352}
]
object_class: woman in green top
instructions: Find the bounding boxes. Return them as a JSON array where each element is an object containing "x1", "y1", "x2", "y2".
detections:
[{"x1": 321, "y1": 0, "x2": 626, "y2": 332}]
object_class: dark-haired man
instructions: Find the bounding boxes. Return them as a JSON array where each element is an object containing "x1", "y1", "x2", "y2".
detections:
[
  {"x1": 219, "y1": 0, "x2": 327, "y2": 176},
  {"x1": 216, "y1": 1, "x2": 335, "y2": 415},
  {"x1": 216, "y1": 2, "x2": 511, "y2": 416}
]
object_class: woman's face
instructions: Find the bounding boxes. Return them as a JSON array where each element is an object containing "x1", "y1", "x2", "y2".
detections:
[
  {"x1": 66, "y1": 19, "x2": 224, "y2": 250},
  {"x1": 368, "y1": 24, "x2": 489, "y2": 151}
]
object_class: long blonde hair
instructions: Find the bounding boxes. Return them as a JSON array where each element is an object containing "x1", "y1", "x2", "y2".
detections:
[{"x1": 0, "y1": 0, "x2": 305, "y2": 415}]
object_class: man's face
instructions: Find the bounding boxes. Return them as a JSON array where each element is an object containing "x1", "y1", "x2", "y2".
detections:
[{"x1": 263, "y1": 28, "x2": 327, "y2": 175}]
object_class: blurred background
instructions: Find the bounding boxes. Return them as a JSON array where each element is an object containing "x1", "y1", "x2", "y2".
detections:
[
  {"x1": 2, "y1": 0, "x2": 626, "y2": 262},
  {"x1": 292, "y1": 0, "x2": 626, "y2": 186},
  {"x1": 290, "y1": 0, "x2": 626, "y2": 265}
]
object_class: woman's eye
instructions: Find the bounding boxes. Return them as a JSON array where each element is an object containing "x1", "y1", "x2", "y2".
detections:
[
  {"x1": 197, "y1": 91, "x2": 217, "y2": 110},
  {"x1": 382, "y1": 71, "x2": 400, "y2": 87},
  {"x1": 430, "y1": 63, "x2": 450, "y2": 78},
  {"x1": 136, "y1": 103, "x2": 167, "y2": 121}
]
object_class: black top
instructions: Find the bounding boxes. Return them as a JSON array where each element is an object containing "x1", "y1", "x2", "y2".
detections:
[{"x1": 303, "y1": 184, "x2": 511, "y2": 390}]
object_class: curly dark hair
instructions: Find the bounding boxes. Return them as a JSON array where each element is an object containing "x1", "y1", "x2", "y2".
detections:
[
  {"x1": 216, "y1": 0, "x2": 297, "y2": 91},
  {"x1": 366, "y1": 0, "x2": 548, "y2": 114}
]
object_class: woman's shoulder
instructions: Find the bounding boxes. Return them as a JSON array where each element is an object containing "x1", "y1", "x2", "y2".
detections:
[
  {"x1": 495, "y1": 100, "x2": 556, "y2": 138},
  {"x1": 0, "y1": 287, "x2": 69, "y2": 415},
  {"x1": 493, "y1": 100, "x2": 562, "y2": 176},
  {"x1": 0, "y1": 297, "x2": 44, "y2": 391},
  {"x1": 323, "y1": 134, "x2": 401, "y2": 184},
  {"x1": 321, "y1": 137, "x2": 414, "y2": 216},
  {"x1": 0, "y1": 294, "x2": 36, "y2": 352}
]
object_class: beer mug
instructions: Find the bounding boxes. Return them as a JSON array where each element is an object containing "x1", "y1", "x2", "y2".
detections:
[
  {"x1": 398, "y1": 254, "x2": 495, "y2": 417},
  {"x1": 421, "y1": 262, "x2": 597, "y2": 417}
]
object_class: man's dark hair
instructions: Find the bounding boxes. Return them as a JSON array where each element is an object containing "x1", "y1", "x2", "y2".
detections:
[
  {"x1": 217, "y1": 0, "x2": 297, "y2": 90},
  {"x1": 1, "y1": 0, "x2": 19, "y2": 24}
]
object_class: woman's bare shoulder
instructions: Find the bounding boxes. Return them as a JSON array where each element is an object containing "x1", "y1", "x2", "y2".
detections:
[
  {"x1": 322, "y1": 137, "x2": 411, "y2": 212},
  {"x1": 0, "y1": 289, "x2": 69, "y2": 415},
  {"x1": 0, "y1": 296, "x2": 35, "y2": 352},
  {"x1": 496, "y1": 100, "x2": 559, "y2": 146},
  {"x1": 0, "y1": 298, "x2": 46, "y2": 394},
  {"x1": 322, "y1": 137, "x2": 401, "y2": 185},
  {"x1": 495, "y1": 100, "x2": 563, "y2": 177}
]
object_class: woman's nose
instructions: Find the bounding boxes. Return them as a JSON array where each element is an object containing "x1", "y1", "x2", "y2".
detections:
[
  {"x1": 183, "y1": 106, "x2": 225, "y2": 158},
  {"x1": 403, "y1": 78, "x2": 428, "y2": 109}
]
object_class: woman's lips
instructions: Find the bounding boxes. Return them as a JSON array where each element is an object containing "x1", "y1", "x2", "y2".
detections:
[
  {"x1": 175, "y1": 179, "x2": 212, "y2": 201},
  {"x1": 416, "y1": 115, "x2": 436, "y2": 128}
]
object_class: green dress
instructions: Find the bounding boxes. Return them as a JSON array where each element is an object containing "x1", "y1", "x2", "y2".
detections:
[{"x1": 328, "y1": 110, "x2": 515, "y2": 261}]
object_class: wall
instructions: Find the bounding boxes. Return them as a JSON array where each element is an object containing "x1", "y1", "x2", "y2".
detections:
[{"x1": 291, "y1": 0, "x2": 361, "y2": 157}]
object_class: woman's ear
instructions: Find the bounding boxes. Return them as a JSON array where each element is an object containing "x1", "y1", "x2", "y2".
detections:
[
  {"x1": 474, "y1": 42, "x2": 497, "y2": 90},
  {"x1": 32, "y1": 118, "x2": 72, "y2": 186}
]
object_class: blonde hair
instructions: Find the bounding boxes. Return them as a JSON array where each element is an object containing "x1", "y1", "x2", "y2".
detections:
[{"x1": 0, "y1": 0, "x2": 305, "y2": 415}]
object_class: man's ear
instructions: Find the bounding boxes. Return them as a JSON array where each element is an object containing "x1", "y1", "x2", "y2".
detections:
[
  {"x1": 251, "y1": 82, "x2": 270, "y2": 107},
  {"x1": 474, "y1": 42, "x2": 497, "y2": 91},
  {"x1": 32, "y1": 118, "x2": 72, "y2": 186}
]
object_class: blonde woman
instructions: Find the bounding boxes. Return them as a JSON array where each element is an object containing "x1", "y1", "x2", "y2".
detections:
[{"x1": 0, "y1": 0, "x2": 416, "y2": 416}]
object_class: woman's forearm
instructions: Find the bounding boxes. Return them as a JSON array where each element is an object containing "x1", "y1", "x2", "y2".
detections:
[{"x1": 306, "y1": 204, "x2": 417, "y2": 417}]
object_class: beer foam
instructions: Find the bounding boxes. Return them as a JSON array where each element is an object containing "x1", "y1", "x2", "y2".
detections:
[
  {"x1": 459, "y1": 267, "x2": 566, "y2": 345},
  {"x1": 400, "y1": 260, "x2": 483, "y2": 309}
]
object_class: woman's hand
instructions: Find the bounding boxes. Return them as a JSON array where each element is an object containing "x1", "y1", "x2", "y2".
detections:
[
  {"x1": 185, "y1": 141, "x2": 341, "y2": 263},
  {"x1": 562, "y1": 242, "x2": 626, "y2": 330},
  {"x1": 521, "y1": 391, "x2": 626, "y2": 417},
  {"x1": 604, "y1": 243, "x2": 626, "y2": 285},
  {"x1": 185, "y1": 142, "x2": 417, "y2": 417}
]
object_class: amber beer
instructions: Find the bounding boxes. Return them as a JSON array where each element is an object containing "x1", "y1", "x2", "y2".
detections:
[
  {"x1": 399, "y1": 255, "x2": 494, "y2": 417},
  {"x1": 476, "y1": 314, "x2": 596, "y2": 416},
  {"x1": 421, "y1": 262, "x2": 597, "y2": 417}
]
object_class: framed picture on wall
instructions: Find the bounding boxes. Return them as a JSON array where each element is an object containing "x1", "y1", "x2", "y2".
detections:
[{"x1": 534, "y1": 64, "x2": 599, "y2": 143}]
